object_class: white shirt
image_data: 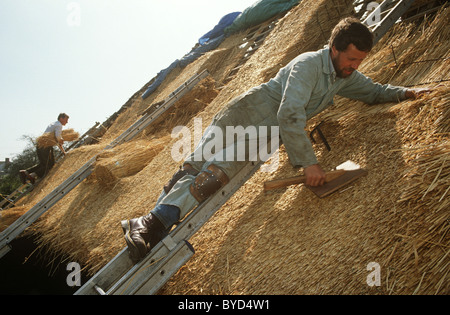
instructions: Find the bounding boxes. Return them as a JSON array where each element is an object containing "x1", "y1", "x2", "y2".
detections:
[{"x1": 44, "y1": 121, "x2": 63, "y2": 141}]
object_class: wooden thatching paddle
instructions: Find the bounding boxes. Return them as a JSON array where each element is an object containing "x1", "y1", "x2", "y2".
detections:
[{"x1": 263, "y1": 160, "x2": 368, "y2": 198}]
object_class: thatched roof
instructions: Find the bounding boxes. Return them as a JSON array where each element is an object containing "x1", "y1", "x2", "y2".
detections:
[
  {"x1": 36, "y1": 129, "x2": 80, "y2": 148},
  {"x1": 3, "y1": 0, "x2": 448, "y2": 294}
]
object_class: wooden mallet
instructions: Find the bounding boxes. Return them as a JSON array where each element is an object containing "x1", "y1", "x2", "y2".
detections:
[{"x1": 263, "y1": 160, "x2": 368, "y2": 198}]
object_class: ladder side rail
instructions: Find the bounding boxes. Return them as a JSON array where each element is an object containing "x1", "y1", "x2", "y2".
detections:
[
  {"x1": 77, "y1": 138, "x2": 275, "y2": 295},
  {"x1": 363, "y1": 0, "x2": 394, "y2": 24},
  {"x1": 1, "y1": 183, "x2": 31, "y2": 204},
  {"x1": 106, "y1": 70, "x2": 209, "y2": 149},
  {"x1": 365, "y1": 0, "x2": 416, "y2": 44},
  {"x1": 104, "y1": 114, "x2": 154, "y2": 149},
  {"x1": 2, "y1": 184, "x2": 35, "y2": 211},
  {"x1": 67, "y1": 122, "x2": 100, "y2": 151},
  {"x1": 75, "y1": 248, "x2": 134, "y2": 295},
  {"x1": 108, "y1": 240, "x2": 194, "y2": 295},
  {"x1": 98, "y1": 160, "x2": 262, "y2": 295},
  {"x1": 0, "y1": 157, "x2": 96, "y2": 258},
  {"x1": 0, "y1": 197, "x2": 8, "y2": 209},
  {"x1": 0, "y1": 70, "x2": 209, "y2": 259},
  {"x1": 111, "y1": 94, "x2": 182, "y2": 146},
  {"x1": 139, "y1": 161, "x2": 263, "y2": 295},
  {"x1": 4, "y1": 185, "x2": 27, "y2": 200},
  {"x1": 0, "y1": 188, "x2": 24, "y2": 208},
  {"x1": 118, "y1": 69, "x2": 209, "y2": 145},
  {"x1": 0, "y1": 197, "x2": 11, "y2": 209},
  {"x1": 130, "y1": 241, "x2": 195, "y2": 295}
]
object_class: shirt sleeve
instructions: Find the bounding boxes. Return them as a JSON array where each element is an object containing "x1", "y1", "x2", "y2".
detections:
[
  {"x1": 277, "y1": 60, "x2": 319, "y2": 168},
  {"x1": 338, "y1": 71, "x2": 408, "y2": 104}
]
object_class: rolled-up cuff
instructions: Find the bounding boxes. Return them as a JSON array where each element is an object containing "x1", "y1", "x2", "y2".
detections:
[{"x1": 151, "y1": 204, "x2": 181, "y2": 230}]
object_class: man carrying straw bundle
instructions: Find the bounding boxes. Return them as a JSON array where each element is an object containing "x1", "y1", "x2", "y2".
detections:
[
  {"x1": 19, "y1": 113, "x2": 70, "y2": 184},
  {"x1": 121, "y1": 18, "x2": 430, "y2": 262}
]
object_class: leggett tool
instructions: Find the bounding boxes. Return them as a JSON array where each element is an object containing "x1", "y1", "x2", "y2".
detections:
[{"x1": 263, "y1": 160, "x2": 368, "y2": 198}]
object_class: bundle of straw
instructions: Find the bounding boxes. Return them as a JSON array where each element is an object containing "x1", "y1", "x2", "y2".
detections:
[
  {"x1": 92, "y1": 137, "x2": 168, "y2": 187},
  {"x1": 36, "y1": 129, "x2": 80, "y2": 148}
]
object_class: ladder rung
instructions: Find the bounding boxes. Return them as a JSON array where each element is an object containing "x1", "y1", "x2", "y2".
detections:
[
  {"x1": 0, "y1": 70, "x2": 210, "y2": 260},
  {"x1": 364, "y1": 0, "x2": 415, "y2": 44},
  {"x1": 76, "y1": 158, "x2": 265, "y2": 295}
]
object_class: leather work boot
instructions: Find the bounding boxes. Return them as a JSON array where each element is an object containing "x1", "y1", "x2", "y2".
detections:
[
  {"x1": 19, "y1": 170, "x2": 36, "y2": 184},
  {"x1": 121, "y1": 213, "x2": 167, "y2": 263}
]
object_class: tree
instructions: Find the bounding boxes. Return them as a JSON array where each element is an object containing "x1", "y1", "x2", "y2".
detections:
[{"x1": 0, "y1": 135, "x2": 38, "y2": 196}]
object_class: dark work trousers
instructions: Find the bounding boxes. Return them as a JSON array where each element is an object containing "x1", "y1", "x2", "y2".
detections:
[{"x1": 26, "y1": 146, "x2": 55, "y2": 178}]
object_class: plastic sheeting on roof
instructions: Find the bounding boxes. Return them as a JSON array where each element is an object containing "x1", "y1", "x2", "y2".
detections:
[
  {"x1": 141, "y1": 35, "x2": 225, "y2": 99},
  {"x1": 199, "y1": 12, "x2": 241, "y2": 45},
  {"x1": 142, "y1": 11, "x2": 244, "y2": 100},
  {"x1": 225, "y1": 0, "x2": 300, "y2": 35},
  {"x1": 142, "y1": 1, "x2": 300, "y2": 100}
]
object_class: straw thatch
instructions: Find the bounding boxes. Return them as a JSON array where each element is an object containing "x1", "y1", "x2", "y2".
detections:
[
  {"x1": 0, "y1": 206, "x2": 29, "y2": 233},
  {"x1": 7, "y1": 0, "x2": 448, "y2": 295},
  {"x1": 36, "y1": 129, "x2": 80, "y2": 148},
  {"x1": 160, "y1": 5, "x2": 449, "y2": 295},
  {"x1": 91, "y1": 137, "x2": 170, "y2": 188}
]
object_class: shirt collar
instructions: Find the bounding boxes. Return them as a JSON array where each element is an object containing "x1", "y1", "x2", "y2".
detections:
[
  {"x1": 324, "y1": 46, "x2": 337, "y2": 83},
  {"x1": 321, "y1": 46, "x2": 337, "y2": 84}
]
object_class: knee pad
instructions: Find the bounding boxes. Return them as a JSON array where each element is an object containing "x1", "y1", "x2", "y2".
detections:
[
  {"x1": 164, "y1": 164, "x2": 199, "y2": 194},
  {"x1": 190, "y1": 165, "x2": 229, "y2": 203}
]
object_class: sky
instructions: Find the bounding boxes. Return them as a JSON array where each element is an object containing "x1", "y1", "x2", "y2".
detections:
[{"x1": 0, "y1": 0, "x2": 258, "y2": 160}]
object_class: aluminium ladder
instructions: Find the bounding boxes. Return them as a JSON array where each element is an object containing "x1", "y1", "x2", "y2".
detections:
[
  {"x1": 0, "y1": 182, "x2": 34, "y2": 211},
  {"x1": 0, "y1": 70, "x2": 209, "y2": 259},
  {"x1": 363, "y1": 0, "x2": 416, "y2": 44},
  {"x1": 75, "y1": 0, "x2": 416, "y2": 295},
  {"x1": 75, "y1": 156, "x2": 267, "y2": 295}
]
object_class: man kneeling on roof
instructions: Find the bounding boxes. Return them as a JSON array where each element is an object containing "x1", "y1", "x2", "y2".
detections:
[
  {"x1": 19, "y1": 113, "x2": 69, "y2": 185},
  {"x1": 121, "y1": 17, "x2": 429, "y2": 262}
]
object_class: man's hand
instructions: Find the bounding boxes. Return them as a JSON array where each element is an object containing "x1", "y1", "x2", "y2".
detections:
[
  {"x1": 405, "y1": 88, "x2": 432, "y2": 99},
  {"x1": 304, "y1": 164, "x2": 326, "y2": 187},
  {"x1": 57, "y1": 141, "x2": 66, "y2": 156}
]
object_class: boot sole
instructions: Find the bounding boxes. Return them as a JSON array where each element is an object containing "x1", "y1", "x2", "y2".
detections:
[
  {"x1": 121, "y1": 220, "x2": 143, "y2": 263},
  {"x1": 121, "y1": 220, "x2": 130, "y2": 235}
]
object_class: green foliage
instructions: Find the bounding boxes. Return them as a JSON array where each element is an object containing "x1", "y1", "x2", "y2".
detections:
[
  {"x1": 0, "y1": 135, "x2": 38, "y2": 196},
  {"x1": 0, "y1": 174, "x2": 21, "y2": 196}
]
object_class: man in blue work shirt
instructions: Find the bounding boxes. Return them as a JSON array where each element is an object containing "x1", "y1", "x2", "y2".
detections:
[{"x1": 121, "y1": 17, "x2": 427, "y2": 262}]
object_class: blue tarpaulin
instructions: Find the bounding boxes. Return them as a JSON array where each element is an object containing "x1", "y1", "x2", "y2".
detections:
[
  {"x1": 225, "y1": 0, "x2": 300, "y2": 35},
  {"x1": 142, "y1": 1, "x2": 300, "y2": 100},
  {"x1": 142, "y1": 12, "x2": 243, "y2": 100},
  {"x1": 141, "y1": 59, "x2": 180, "y2": 99},
  {"x1": 198, "y1": 12, "x2": 241, "y2": 45},
  {"x1": 141, "y1": 35, "x2": 226, "y2": 99}
]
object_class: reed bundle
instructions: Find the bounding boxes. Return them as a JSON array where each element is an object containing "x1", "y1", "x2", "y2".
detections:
[
  {"x1": 36, "y1": 129, "x2": 80, "y2": 148},
  {"x1": 92, "y1": 137, "x2": 169, "y2": 187}
]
